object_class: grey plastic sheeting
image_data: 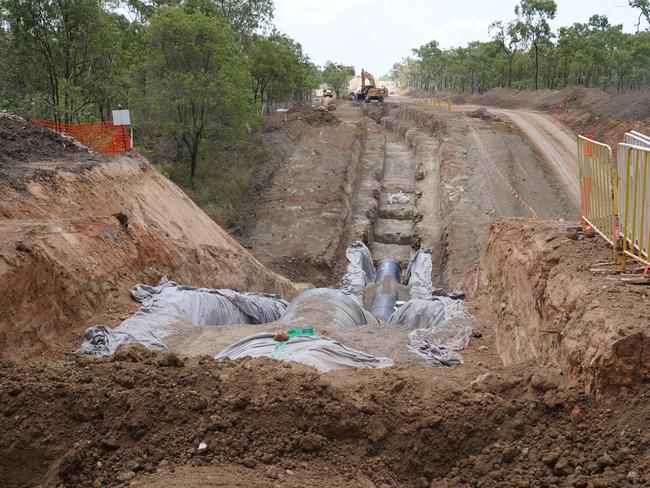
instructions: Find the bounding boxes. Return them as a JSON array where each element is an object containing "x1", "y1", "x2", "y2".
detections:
[
  {"x1": 75, "y1": 279, "x2": 288, "y2": 357},
  {"x1": 216, "y1": 332, "x2": 394, "y2": 373},
  {"x1": 279, "y1": 241, "x2": 378, "y2": 328},
  {"x1": 339, "y1": 240, "x2": 375, "y2": 303},
  {"x1": 389, "y1": 248, "x2": 472, "y2": 366},
  {"x1": 279, "y1": 288, "x2": 378, "y2": 327}
]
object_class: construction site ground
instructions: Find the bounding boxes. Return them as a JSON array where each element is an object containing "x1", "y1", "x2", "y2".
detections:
[{"x1": 1, "y1": 86, "x2": 649, "y2": 488}]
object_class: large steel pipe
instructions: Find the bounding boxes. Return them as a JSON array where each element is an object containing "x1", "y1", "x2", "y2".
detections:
[{"x1": 370, "y1": 259, "x2": 401, "y2": 320}]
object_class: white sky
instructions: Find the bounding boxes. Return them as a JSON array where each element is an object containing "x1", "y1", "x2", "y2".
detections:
[{"x1": 272, "y1": 0, "x2": 643, "y2": 76}]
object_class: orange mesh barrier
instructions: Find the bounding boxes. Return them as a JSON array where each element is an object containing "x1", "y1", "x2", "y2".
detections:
[{"x1": 32, "y1": 119, "x2": 132, "y2": 154}]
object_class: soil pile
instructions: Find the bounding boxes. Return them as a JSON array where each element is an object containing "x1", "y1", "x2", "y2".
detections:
[
  {"x1": 363, "y1": 103, "x2": 391, "y2": 124},
  {"x1": 470, "y1": 218, "x2": 650, "y2": 395},
  {"x1": 287, "y1": 103, "x2": 339, "y2": 126},
  {"x1": 240, "y1": 105, "x2": 365, "y2": 285},
  {"x1": 2, "y1": 349, "x2": 649, "y2": 487},
  {"x1": 447, "y1": 86, "x2": 650, "y2": 123},
  {"x1": 0, "y1": 113, "x2": 89, "y2": 163},
  {"x1": 469, "y1": 107, "x2": 499, "y2": 121},
  {"x1": 0, "y1": 115, "x2": 296, "y2": 360}
]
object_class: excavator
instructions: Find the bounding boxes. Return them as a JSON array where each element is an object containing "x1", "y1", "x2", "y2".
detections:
[{"x1": 356, "y1": 69, "x2": 389, "y2": 103}]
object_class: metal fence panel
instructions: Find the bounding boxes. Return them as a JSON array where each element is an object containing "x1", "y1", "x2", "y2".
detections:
[
  {"x1": 618, "y1": 141, "x2": 650, "y2": 266},
  {"x1": 577, "y1": 135, "x2": 617, "y2": 247}
]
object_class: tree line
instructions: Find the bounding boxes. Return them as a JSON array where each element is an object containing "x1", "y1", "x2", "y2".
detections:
[
  {"x1": 0, "y1": 1, "x2": 355, "y2": 181},
  {"x1": 391, "y1": 0, "x2": 650, "y2": 94},
  {"x1": 0, "y1": 1, "x2": 355, "y2": 225}
]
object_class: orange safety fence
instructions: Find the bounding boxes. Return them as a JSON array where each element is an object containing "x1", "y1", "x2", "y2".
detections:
[{"x1": 32, "y1": 119, "x2": 132, "y2": 154}]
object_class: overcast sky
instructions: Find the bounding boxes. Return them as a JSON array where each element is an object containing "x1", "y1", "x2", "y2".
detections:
[{"x1": 272, "y1": 0, "x2": 643, "y2": 77}]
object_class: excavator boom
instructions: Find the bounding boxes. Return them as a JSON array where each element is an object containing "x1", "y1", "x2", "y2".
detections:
[{"x1": 358, "y1": 69, "x2": 388, "y2": 103}]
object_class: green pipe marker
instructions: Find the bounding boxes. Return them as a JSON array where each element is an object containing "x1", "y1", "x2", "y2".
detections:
[
  {"x1": 287, "y1": 326, "x2": 314, "y2": 339},
  {"x1": 269, "y1": 327, "x2": 315, "y2": 360}
]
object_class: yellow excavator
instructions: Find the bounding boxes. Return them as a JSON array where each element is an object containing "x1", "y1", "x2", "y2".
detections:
[{"x1": 357, "y1": 69, "x2": 388, "y2": 103}]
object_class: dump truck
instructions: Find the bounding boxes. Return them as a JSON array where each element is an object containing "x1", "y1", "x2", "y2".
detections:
[
  {"x1": 356, "y1": 69, "x2": 388, "y2": 103},
  {"x1": 323, "y1": 88, "x2": 334, "y2": 98}
]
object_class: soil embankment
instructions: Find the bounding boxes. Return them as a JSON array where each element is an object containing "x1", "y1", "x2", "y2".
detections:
[
  {"x1": 0, "y1": 114, "x2": 296, "y2": 360},
  {"x1": 470, "y1": 218, "x2": 650, "y2": 395},
  {"x1": 240, "y1": 103, "x2": 366, "y2": 285}
]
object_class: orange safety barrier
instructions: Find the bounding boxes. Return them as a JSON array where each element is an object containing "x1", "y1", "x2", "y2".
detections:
[{"x1": 32, "y1": 119, "x2": 132, "y2": 154}]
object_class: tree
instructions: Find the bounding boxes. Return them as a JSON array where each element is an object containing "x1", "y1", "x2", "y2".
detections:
[
  {"x1": 514, "y1": 0, "x2": 557, "y2": 89},
  {"x1": 490, "y1": 20, "x2": 522, "y2": 87},
  {"x1": 630, "y1": 0, "x2": 650, "y2": 30},
  {"x1": 249, "y1": 32, "x2": 318, "y2": 110},
  {"x1": 3, "y1": 0, "x2": 122, "y2": 123},
  {"x1": 321, "y1": 61, "x2": 355, "y2": 98},
  {"x1": 121, "y1": 0, "x2": 273, "y2": 44},
  {"x1": 134, "y1": 7, "x2": 251, "y2": 187}
]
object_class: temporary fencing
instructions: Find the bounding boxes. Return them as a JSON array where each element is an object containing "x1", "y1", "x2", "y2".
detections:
[
  {"x1": 577, "y1": 135, "x2": 618, "y2": 254},
  {"x1": 416, "y1": 97, "x2": 452, "y2": 112},
  {"x1": 618, "y1": 132, "x2": 650, "y2": 267},
  {"x1": 32, "y1": 119, "x2": 132, "y2": 154},
  {"x1": 577, "y1": 131, "x2": 650, "y2": 267}
]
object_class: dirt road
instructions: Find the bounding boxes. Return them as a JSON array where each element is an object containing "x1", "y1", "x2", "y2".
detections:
[{"x1": 463, "y1": 105, "x2": 580, "y2": 208}]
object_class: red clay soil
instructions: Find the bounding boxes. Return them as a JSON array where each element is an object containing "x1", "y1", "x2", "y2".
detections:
[
  {"x1": 2, "y1": 348, "x2": 650, "y2": 488},
  {"x1": 0, "y1": 114, "x2": 296, "y2": 361},
  {"x1": 469, "y1": 218, "x2": 650, "y2": 396}
]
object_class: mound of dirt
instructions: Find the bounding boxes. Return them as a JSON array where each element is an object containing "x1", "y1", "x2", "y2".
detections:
[
  {"x1": 468, "y1": 107, "x2": 499, "y2": 121},
  {"x1": 363, "y1": 103, "x2": 391, "y2": 124},
  {"x1": 2, "y1": 350, "x2": 649, "y2": 487},
  {"x1": 287, "y1": 103, "x2": 339, "y2": 126},
  {"x1": 470, "y1": 218, "x2": 650, "y2": 396},
  {"x1": 0, "y1": 122, "x2": 297, "y2": 360},
  {"x1": 0, "y1": 113, "x2": 89, "y2": 163}
]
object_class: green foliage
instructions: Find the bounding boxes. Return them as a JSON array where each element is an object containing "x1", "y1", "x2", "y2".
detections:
[
  {"x1": 249, "y1": 32, "x2": 319, "y2": 109},
  {"x1": 2, "y1": 0, "x2": 127, "y2": 123},
  {"x1": 321, "y1": 61, "x2": 355, "y2": 98},
  {"x1": 393, "y1": 3, "x2": 650, "y2": 94},
  {"x1": 133, "y1": 7, "x2": 252, "y2": 186},
  {"x1": 629, "y1": 0, "x2": 650, "y2": 30}
]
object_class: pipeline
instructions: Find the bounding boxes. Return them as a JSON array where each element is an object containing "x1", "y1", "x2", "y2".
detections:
[
  {"x1": 279, "y1": 288, "x2": 378, "y2": 327},
  {"x1": 370, "y1": 259, "x2": 401, "y2": 320}
]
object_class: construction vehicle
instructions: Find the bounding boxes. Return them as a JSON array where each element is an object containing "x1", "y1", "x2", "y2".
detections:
[
  {"x1": 322, "y1": 88, "x2": 334, "y2": 98},
  {"x1": 356, "y1": 69, "x2": 388, "y2": 103}
]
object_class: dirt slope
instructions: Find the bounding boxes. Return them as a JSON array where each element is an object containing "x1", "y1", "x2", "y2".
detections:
[
  {"x1": 0, "y1": 114, "x2": 297, "y2": 360},
  {"x1": 241, "y1": 104, "x2": 365, "y2": 285},
  {"x1": 470, "y1": 218, "x2": 650, "y2": 395}
]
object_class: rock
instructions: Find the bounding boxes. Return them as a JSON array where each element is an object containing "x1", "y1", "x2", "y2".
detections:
[
  {"x1": 298, "y1": 433, "x2": 326, "y2": 452},
  {"x1": 531, "y1": 373, "x2": 558, "y2": 392},
  {"x1": 553, "y1": 457, "x2": 572, "y2": 476},
  {"x1": 627, "y1": 470, "x2": 639, "y2": 482},
  {"x1": 116, "y1": 470, "x2": 135, "y2": 482},
  {"x1": 471, "y1": 373, "x2": 492, "y2": 386},
  {"x1": 100, "y1": 437, "x2": 120, "y2": 450},
  {"x1": 597, "y1": 452, "x2": 614, "y2": 470},
  {"x1": 543, "y1": 450, "x2": 561, "y2": 466},
  {"x1": 197, "y1": 442, "x2": 208, "y2": 454},
  {"x1": 242, "y1": 456, "x2": 256, "y2": 468},
  {"x1": 570, "y1": 406, "x2": 583, "y2": 424}
]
